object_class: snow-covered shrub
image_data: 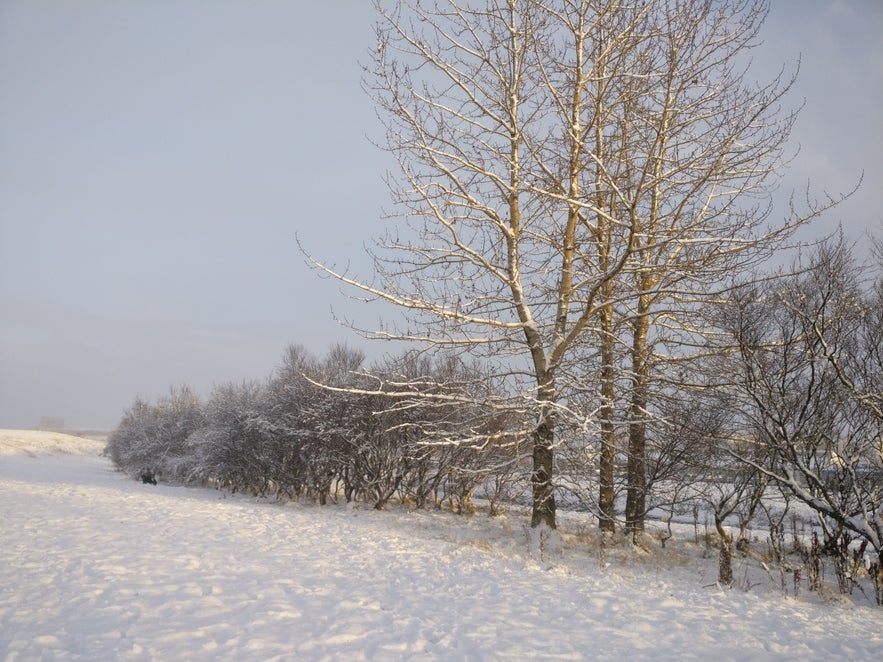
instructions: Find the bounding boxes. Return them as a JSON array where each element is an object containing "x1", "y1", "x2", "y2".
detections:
[
  {"x1": 106, "y1": 386, "x2": 205, "y2": 481},
  {"x1": 186, "y1": 380, "x2": 273, "y2": 495}
]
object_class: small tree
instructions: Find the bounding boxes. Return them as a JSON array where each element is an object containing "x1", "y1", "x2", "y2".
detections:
[
  {"x1": 106, "y1": 385, "x2": 204, "y2": 482},
  {"x1": 188, "y1": 381, "x2": 271, "y2": 495},
  {"x1": 107, "y1": 396, "x2": 155, "y2": 474},
  {"x1": 257, "y1": 345, "x2": 322, "y2": 498},
  {"x1": 718, "y1": 239, "x2": 883, "y2": 566}
]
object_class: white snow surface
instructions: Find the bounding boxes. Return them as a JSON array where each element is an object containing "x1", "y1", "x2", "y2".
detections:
[
  {"x1": 0, "y1": 429, "x2": 104, "y2": 457},
  {"x1": 1, "y1": 430, "x2": 880, "y2": 661}
]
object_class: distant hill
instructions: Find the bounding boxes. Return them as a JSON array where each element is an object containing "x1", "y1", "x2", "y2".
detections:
[{"x1": 0, "y1": 429, "x2": 105, "y2": 457}]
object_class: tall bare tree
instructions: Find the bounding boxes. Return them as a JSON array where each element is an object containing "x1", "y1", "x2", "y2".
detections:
[
  {"x1": 603, "y1": 0, "x2": 808, "y2": 535},
  {"x1": 307, "y1": 0, "x2": 829, "y2": 530}
]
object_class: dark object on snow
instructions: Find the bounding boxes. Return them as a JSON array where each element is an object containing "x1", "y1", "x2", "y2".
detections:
[{"x1": 140, "y1": 469, "x2": 157, "y2": 485}]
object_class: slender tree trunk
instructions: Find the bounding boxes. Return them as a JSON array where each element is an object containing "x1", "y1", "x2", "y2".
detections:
[
  {"x1": 598, "y1": 298, "x2": 617, "y2": 533},
  {"x1": 625, "y1": 293, "x2": 650, "y2": 536},
  {"x1": 593, "y1": 28, "x2": 617, "y2": 535}
]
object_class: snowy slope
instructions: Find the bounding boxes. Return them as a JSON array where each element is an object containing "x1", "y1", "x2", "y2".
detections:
[
  {"x1": 1, "y1": 430, "x2": 880, "y2": 661},
  {"x1": 0, "y1": 429, "x2": 104, "y2": 457}
]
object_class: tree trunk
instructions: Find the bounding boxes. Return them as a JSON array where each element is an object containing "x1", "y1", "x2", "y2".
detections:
[
  {"x1": 624, "y1": 412, "x2": 646, "y2": 535},
  {"x1": 598, "y1": 301, "x2": 616, "y2": 533},
  {"x1": 625, "y1": 298, "x2": 650, "y2": 536},
  {"x1": 531, "y1": 398, "x2": 557, "y2": 529}
]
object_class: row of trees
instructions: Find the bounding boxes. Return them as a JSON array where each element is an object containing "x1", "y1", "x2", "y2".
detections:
[
  {"x1": 109, "y1": 238, "x2": 881, "y2": 573},
  {"x1": 108, "y1": 346, "x2": 527, "y2": 514}
]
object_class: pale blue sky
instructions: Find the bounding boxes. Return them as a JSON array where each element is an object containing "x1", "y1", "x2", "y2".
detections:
[{"x1": 1, "y1": 1, "x2": 881, "y2": 429}]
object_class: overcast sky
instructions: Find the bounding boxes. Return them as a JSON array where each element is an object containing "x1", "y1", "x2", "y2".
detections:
[{"x1": 1, "y1": 1, "x2": 881, "y2": 430}]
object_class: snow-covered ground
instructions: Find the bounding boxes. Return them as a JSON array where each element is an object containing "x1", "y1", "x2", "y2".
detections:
[{"x1": 1, "y1": 430, "x2": 880, "y2": 661}]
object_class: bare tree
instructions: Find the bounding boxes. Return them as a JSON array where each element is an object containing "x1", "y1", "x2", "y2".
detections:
[
  {"x1": 305, "y1": 0, "x2": 835, "y2": 531},
  {"x1": 717, "y1": 240, "x2": 883, "y2": 563},
  {"x1": 597, "y1": 0, "x2": 828, "y2": 535}
]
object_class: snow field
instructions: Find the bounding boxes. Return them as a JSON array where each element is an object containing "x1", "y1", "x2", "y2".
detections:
[{"x1": 1, "y1": 430, "x2": 881, "y2": 661}]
